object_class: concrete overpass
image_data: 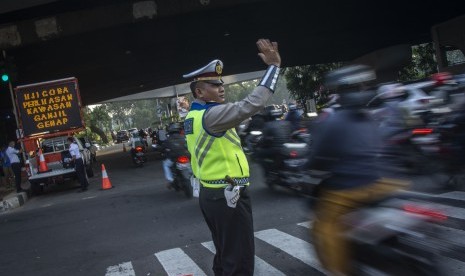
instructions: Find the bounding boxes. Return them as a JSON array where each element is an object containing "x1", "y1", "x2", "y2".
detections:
[{"x1": 1, "y1": 0, "x2": 465, "y2": 109}]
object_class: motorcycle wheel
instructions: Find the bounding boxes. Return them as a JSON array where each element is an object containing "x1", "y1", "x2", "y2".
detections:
[{"x1": 265, "y1": 172, "x2": 279, "y2": 190}]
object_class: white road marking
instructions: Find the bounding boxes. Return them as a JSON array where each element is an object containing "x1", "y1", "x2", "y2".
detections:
[
  {"x1": 437, "y1": 191, "x2": 465, "y2": 201},
  {"x1": 254, "y1": 228, "x2": 326, "y2": 274},
  {"x1": 154, "y1": 248, "x2": 206, "y2": 276},
  {"x1": 105, "y1": 261, "x2": 135, "y2": 276},
  {"x1": 201, "y1": 241, "x2": 285, "y2": 276},
  {"x1": 297, "y1": 221, "x2": 313, "y2": 229}
]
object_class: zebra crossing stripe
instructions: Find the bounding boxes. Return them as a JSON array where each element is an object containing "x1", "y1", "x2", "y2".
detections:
[
  {"x1": 154, "y1": 248, "x2": 207, "y2": 276},
  {"x1": 201, "y1": 241, "x2": 286, "y2": 276},
  {"x1": 438, "y1": 191, "x2": 465, "y2": 201},
  {"x1": 105, "y1": 262, "x2": 135, "y2": 276},
  {"x1": 254, "y1": 228, "x2": 326, "y2": 274},
  {"x1": 297, "y1": 221, "x2": 313, "y2": 229}
]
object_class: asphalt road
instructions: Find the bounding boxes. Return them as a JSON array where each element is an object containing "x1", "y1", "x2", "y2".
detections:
[{"x1": 1, "y1": 143, "x2": 465, "y2": 276}]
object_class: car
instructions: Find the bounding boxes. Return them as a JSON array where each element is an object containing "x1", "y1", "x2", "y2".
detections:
[
  {"x1": 369, "y1": 81, "x2": 437, "y2": 118},
  {"x1": 91, "y1": 141, "x2": 101, "y2": 151},
  {"x1": 399, "y1": 84, "x2": 436, "y2": 116},
  {"x1": 127, "y1": 128, "x2": 139, "y2": 137},
  {"x1": 116, "y1": 130, "x2": 129, "y2": 143},
  {"x1": 78, "y1": 137, "x2": 98, "y2": 162}
]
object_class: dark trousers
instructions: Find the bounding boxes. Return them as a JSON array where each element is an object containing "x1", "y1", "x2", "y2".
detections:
[
  {"x1": 199, "y1": 186, "x2": 254, "y2": 276},
  {"x1": 75, "y1": 158, "x2": 89, "y2": 190},
  {"x1": 11, "y1": 163, "x2": 22, "y2": 192}
]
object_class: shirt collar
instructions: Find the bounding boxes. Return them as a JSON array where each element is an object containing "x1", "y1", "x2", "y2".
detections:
[{"x1": 190, "y1": 99, "x2": 221, "y2": 111}]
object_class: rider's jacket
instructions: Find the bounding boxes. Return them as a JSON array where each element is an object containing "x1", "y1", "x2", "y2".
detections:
[
  {"x1": 185, "y1": 102, "x2": 250, "y2": 188},
  {"x1": 261, "y1": 120, "x2": 293, "y2": 148},
  {"x1": 309, "y1": 108, "x2": 381, "y2": 189},
  {"x1": 163, "y1": 132, "x2": 189, "y2": 161}
]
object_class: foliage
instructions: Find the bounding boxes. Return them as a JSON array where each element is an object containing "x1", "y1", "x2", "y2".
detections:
[
  {"x1": 225, "y1": 77, "x2": 294, "y2": 106},
  {"x1": 284, "y1": 63, "x2": 342, "y2": 110},
  {"x1": 398, "y1": 43, "x2": 437, "y2": 81},
  {"x1": 80, "y1": 105, "x2": 112, "y2": 144}
]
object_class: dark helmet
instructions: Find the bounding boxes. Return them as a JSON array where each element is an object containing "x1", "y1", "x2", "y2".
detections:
[
  {"x1": 168, "y1": 122, "x2": 182, "y2": 134},
  {"x1": 324, "y1": 65, "x2": 376, "y2": 91},
  {"x1": 324, "y1": 65, "x2": 377, "y2": 108},
  {"x1": 265, "y1": 105, "x2": 283, "y2": 119}
]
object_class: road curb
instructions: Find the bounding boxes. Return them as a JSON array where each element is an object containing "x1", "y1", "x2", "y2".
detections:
[{"x1": 0, "y1": 191, "x2": 28, "y2": 213}]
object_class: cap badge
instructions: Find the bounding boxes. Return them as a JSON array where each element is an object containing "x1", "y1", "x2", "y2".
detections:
[{"x1": 215, "y1": 61, "x2": 222, "y2": 75}]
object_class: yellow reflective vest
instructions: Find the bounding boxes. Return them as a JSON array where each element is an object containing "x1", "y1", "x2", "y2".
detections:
[{"x1": 184, "y1": 103, "x2": 250, "y2": 188}]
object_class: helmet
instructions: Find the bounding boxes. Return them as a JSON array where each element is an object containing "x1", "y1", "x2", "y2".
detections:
[
  {"x1": 288, "y1": 103, "x2": 297, "y2": 111},
  {"x1": 377, "y1": 83, "x2": 406, "y2": 100},
  {"x1": 265, "y1": 105, "x2": 283, "y2": 119},
  {"x1": 168, "y1": 122, "x2": 182, "y2": 133},
  {"x1": 324, "y1": 65, "x2": 376, "y2": 91},
  {"x1": 324, "y1": 65, "x2": 377, "y2": 108}
]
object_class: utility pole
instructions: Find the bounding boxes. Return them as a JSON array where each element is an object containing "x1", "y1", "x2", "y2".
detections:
[{"x1": 2, "y1": 49, "x2": 26, "y2": 161}]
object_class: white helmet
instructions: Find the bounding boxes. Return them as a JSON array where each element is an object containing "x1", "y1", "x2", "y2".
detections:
[{"x1": 377, "y1": 83, "x2": 406, "y2": 100}]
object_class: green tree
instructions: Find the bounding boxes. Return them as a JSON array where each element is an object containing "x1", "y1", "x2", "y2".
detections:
[
  {"x1": 398, "y1": 43, "x2": 437, "y2": 81},
  {"x1": 106, "y1": 102, "x2": 134, "y2": 130},
  {"x1": 225, "y1": 77, "x2": 292, "y2": 107},
  {"x1": 284, "y1": 63, "x2": 342, "y2": 111},
  {"x1": 81, "y1": 105, "x2": 112, "y2": 144},
  {"x1": 131, "y1": 99, "x2": 158, "y2": 128}
]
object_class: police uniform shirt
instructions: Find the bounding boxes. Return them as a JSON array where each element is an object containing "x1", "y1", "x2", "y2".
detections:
[
  {"x1": 195, "y1": 85, "x2": 273, "y2": 134},
  {"x1": 69, "y1": 142, "x2": 81, "y2": 159}
]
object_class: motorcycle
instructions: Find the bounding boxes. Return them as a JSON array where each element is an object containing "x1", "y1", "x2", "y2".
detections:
[
  {"x1": 170, "y1": 155, "x2": 193, "y2": 198},
  {"x1": 309, "y1": 171, "x2": 451, "y2": 275},
  {"x1": 254, "y1": 131, "x2": 314, "y2": 195},
  {"x1": 409, "y1": 121, "x2": 465, "y2": 189},
  {"x1": 342, "y1": 192, "x2": 449, "y2": 275},
  {"x1": 132, "y1": 144, "x2": 147, "y2": 167}
]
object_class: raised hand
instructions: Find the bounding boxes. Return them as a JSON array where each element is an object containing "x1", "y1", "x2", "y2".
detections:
[{"x1": 256, "y1": 38, "x2": 281, "y2": 67}]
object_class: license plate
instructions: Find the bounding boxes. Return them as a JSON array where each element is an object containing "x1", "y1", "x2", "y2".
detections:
[
  {"x1": 136, "y1": 152, "x2": 144, "y2": 156},
  {"x1": 176, "y1": 162, "x2": 190, "y2": 169},
  {"x1": 284, "y1": 158, "x2": 307, "y2": 167}
]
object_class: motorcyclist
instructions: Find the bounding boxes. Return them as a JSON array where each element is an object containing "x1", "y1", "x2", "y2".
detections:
[
  {"x1": 371, "y1": 83, "x2": 409, "y2": 138},
  {"x1": 285, "y1": 102, "x2": 302, "y2": 132},
  {"x1": 162, "y1": 122, "x2": 190, "y2": 189},
  {"x1": 309, "y1": 65, "x2": 410, "y2": 275},
  {"x1": 129, "y1": 131, "x2": 145, "y2": 160},
  {"x1": 243, "y1": 110, "x2": 266, "y2": 151},
  {"x1": 254, "y1": 106, "x2": 292, "y2": 168}
]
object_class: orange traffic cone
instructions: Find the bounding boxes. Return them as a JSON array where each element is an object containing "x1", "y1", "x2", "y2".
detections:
[
  {"x1": 101, "y1": 164, "x2": 113, "y2": 190},
  {"x1": 123, "y1": 143, "x2": 127, "y2": 152},
  {"x1": 38, "y1": 148, "x2": 50, "y2": 173}
]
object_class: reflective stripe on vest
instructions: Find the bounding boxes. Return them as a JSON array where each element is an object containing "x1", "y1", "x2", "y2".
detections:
[{"x1": 185, "y1": 108, "x2": 250, "y2": 188}]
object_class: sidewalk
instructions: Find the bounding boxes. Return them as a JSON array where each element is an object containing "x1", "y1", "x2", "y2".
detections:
[{"x1": 0, "y1": 177, "x2": 30, "y2": 214}]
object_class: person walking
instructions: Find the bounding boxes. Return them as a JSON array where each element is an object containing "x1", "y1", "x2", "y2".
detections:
[
  {"x1": 67, "y1": 137, "x2": 89, "y2": 192},
  {"x1": 6, "y1": 141, "x2": 24, "y2": 193},
  {"x1": 183, "y1": 38, "x2": 281, "y2": 276}
]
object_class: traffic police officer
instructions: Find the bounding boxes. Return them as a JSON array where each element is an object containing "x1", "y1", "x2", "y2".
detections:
[
  {"x1": 67, "y1": 137, "x2": 89, "y2": 192},
  {"x1": 183, "y1": 38, "x2": 281, "y2": 276}
]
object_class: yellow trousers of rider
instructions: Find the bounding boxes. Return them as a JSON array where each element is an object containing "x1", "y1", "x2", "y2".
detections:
[{"x1": 312, "y1": 178, "x2": 410, "y2": 276}]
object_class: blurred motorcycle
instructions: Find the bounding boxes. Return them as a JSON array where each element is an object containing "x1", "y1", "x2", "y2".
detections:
[
  {"x1": 254, "y1": 131, "x2": 313, "y2": 195},
  {"x1": 132, "y1": 144, "x2": 147, "y2": 167},
  {"x1": 170, "y1": 155, "x2": 193, "y2": 198},
  {"x1": 309, "y1": 171, "x2": 451, "y2": 275}
]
